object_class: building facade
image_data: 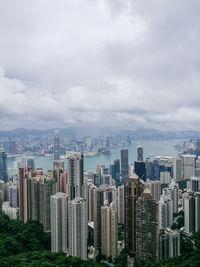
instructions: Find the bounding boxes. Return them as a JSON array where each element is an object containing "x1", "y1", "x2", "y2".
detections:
[{"x1": 51, "y1": 192, "x2": 68, "y2": 253}]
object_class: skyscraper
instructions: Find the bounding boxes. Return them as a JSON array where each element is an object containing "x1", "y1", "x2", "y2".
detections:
[
  {"x1": 53, "y1": 167, "x2": 64, "y2": 192},
  {"x1": 184, "y1": 192, "x2": 200, "y2": 234},
  {"x1": 168, "y1": 183, "x2": 179, "y2": 214},
  {"x1": 137, "y1": 146, "x2": 143, "y2": 162},
  {"x1": 121, "y1": 148, "x2": 128, "y2": 184},
  {"x1": 135, "y1": 188, "x2": 159, "y2": 263},
  {"x1": 117, "y1": 185, "x2": 124, "y2": 224},
  {"x1": 101, "y1": 202, "x2": 118, "y2": 259},
  {"x1": 9, "y1": 184, "x2": 17, "y2": 208},
  {"x1": 183, "y1": 155, "x2": 195, "y2": 180},
  {"x1": 158, "y1": 195, "x2": 173, "y2": 230},
  {"x1": 53, "y1": 130, "x2": 60, "y2": 161},
  {"x1": 18, "y1": 167, "x2": 57, "y2": 229},
  {"x1": 38, "y1": 177, "x2": 57, "y2": 231},
  {"x1": 26, "y1": 174, "x2": 57, "y2": 230},
  {"x1": 110, "y1": 159, "x2": 120, "y2": 184},
  {"x1": 88, "y1": 182, "x2": 96, "y2": 222},
  {"x1": 51, "y1": 192, "x2": 68, "y2": 253},
  {"x1": 0, "y1": 149, "x2": 8, "y2": 182},
  {"x1": 94, "y1": 187, "x2": 104, "y2": 250},
  {"x1": 114, "y1": 159, "x2": 120, "y2": 183},
  {"x1": 173, "y1": 158, "x2": 182, "y2": 182},
  {"x1": 159, "y1": 229, "x2": 180, "y2": 260},
  {"x1": 68, "y1": 197, "x2": 88, "y2": 260},
  {"x1": 18, "y1": 167, "x2": 30, "y2": 222},
  {"x1": 134, "y1": 161, "x2": 146, "y2": 181},
  {"x1": 67, "y1": 152, "x2": 84, "y2": 201},
  {"x1": 124, "y1": 173, "x2": 144, "y2": 253},
  {"x1": 26, "y1": 157, "x2": 35, "y2": 171},
  {"x1": 190, "y1": 176, "x2": 200, "y2": 192},
  {"x1": 60, "y1": 171, "x2": 67, "y2": 194},
  {"x1": 67, "y1": 152, "x2": 88, "y2": 260},
  {"x1": 0, "y1": 180, "x2": 5, "y2": 205},
  {"x1": 145, "y1": 179, "x2": 161, "y2": 202}
]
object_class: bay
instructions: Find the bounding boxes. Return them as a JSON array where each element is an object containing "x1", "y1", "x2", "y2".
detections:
[{"x1": 7, "y1": 139, "x2": 183, "y2": 175}]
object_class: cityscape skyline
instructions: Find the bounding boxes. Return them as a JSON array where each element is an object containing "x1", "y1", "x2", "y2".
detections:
[
  {"x1": 1, "y1": 0, "x2": 200, "y2": 265},
  {"x1": 1, "y1": 131, "x2": 200, "y2": 264}
]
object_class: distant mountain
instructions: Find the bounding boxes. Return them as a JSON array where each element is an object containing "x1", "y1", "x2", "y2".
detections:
[
  {"x1": 0, "y1": 127, "x2": 199, "y2": 139},
  {"x1": 121, "y1": 129, "x2": 200, "y2": 140}
]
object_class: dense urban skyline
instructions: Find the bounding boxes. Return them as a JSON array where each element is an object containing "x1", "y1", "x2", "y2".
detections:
[
  {"x1": 0, "y1": 0, "x2": 200, "y2": 131},
  {"x1": 1, "y1": 129, "x2": 200, "y2": 264}
]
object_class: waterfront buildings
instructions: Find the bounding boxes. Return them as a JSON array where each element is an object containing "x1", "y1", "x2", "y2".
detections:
[
  {"x1": 137, "y1": 146, "x2": 143, "y2": 162},
  {"x1": 134, "y1": 161, "x2": 146, "y2": 181},
  {"x1": 53, "y1": 130, "x2": 60, "y2": 161}
]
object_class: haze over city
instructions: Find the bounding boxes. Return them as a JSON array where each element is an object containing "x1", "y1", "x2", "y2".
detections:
[{"x1": 0, "y1": 0, "x2": 200, "y2": 131}]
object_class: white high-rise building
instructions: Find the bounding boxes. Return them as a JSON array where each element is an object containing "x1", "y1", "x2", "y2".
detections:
[
  {"x1": 184, "y1": 192, "x2": 200, "y2": 234},
  {"x1": 168, "y1": 182, "x2": 179, "y2": 214},
  {"x1": 68, "y1": 197, "x2": 88, "y2": 260},
  {"x1": 101, "y1": 202, "x2": 118, "y2": 259},
  {"x1": 173, "y1": 158, "x2": 182, "y2": 182},
  {"x1": 145, "y1": 179, "x2": 161, "y2": 202},
  {"x1": 151, "y1": 180, "x2": 161, "y2": 202},
  {"x1": 184, "y1": 195, "x2": 195, "y2": 234},
  {"x1": 159, "y1": 229, "x2": 180, "y2": 260},
  {"x1": 158, "y1": 195, "x2": 173, "y2": 230},
  {"x1": 2, "y1": 201, "x2": 19, "y2": 219},
  {"x1": 183, "y1": 155, "x2": 195, "y2": 180},
  {"x1": 50, "y1": 192, "x2": 68, "y2": 253},
  {"x1": 160, "y1": 171, "x2": 171, "y2": 184}
]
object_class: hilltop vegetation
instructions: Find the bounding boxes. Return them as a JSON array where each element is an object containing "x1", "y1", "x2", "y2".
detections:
[{"x1": 0, "y1": 211, "x2": 104, "y2": 267}]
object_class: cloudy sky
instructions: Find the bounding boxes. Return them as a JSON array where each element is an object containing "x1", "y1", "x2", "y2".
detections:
[{"x1": 0, "y1": 0, "x2": 200, "y2": 131}]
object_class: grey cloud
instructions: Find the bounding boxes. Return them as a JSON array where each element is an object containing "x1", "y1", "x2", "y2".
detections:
[{"x1": 0, "y1": 0, "x2": 200, "y2": 131}]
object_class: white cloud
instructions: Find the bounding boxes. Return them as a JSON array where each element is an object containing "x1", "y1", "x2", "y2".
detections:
[{"x1": 0, "y1": 0, "x2": 200, "y2": 131}]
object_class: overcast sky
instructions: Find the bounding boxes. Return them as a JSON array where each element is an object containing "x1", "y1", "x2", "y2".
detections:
[{"x1": 0, "y1": 0, "x2": 200, "y2": 131}]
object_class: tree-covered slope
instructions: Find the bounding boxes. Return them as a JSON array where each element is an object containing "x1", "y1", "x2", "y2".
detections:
[{"x1": 0, "y1": 211, "x2": 104, "y2": 267}]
